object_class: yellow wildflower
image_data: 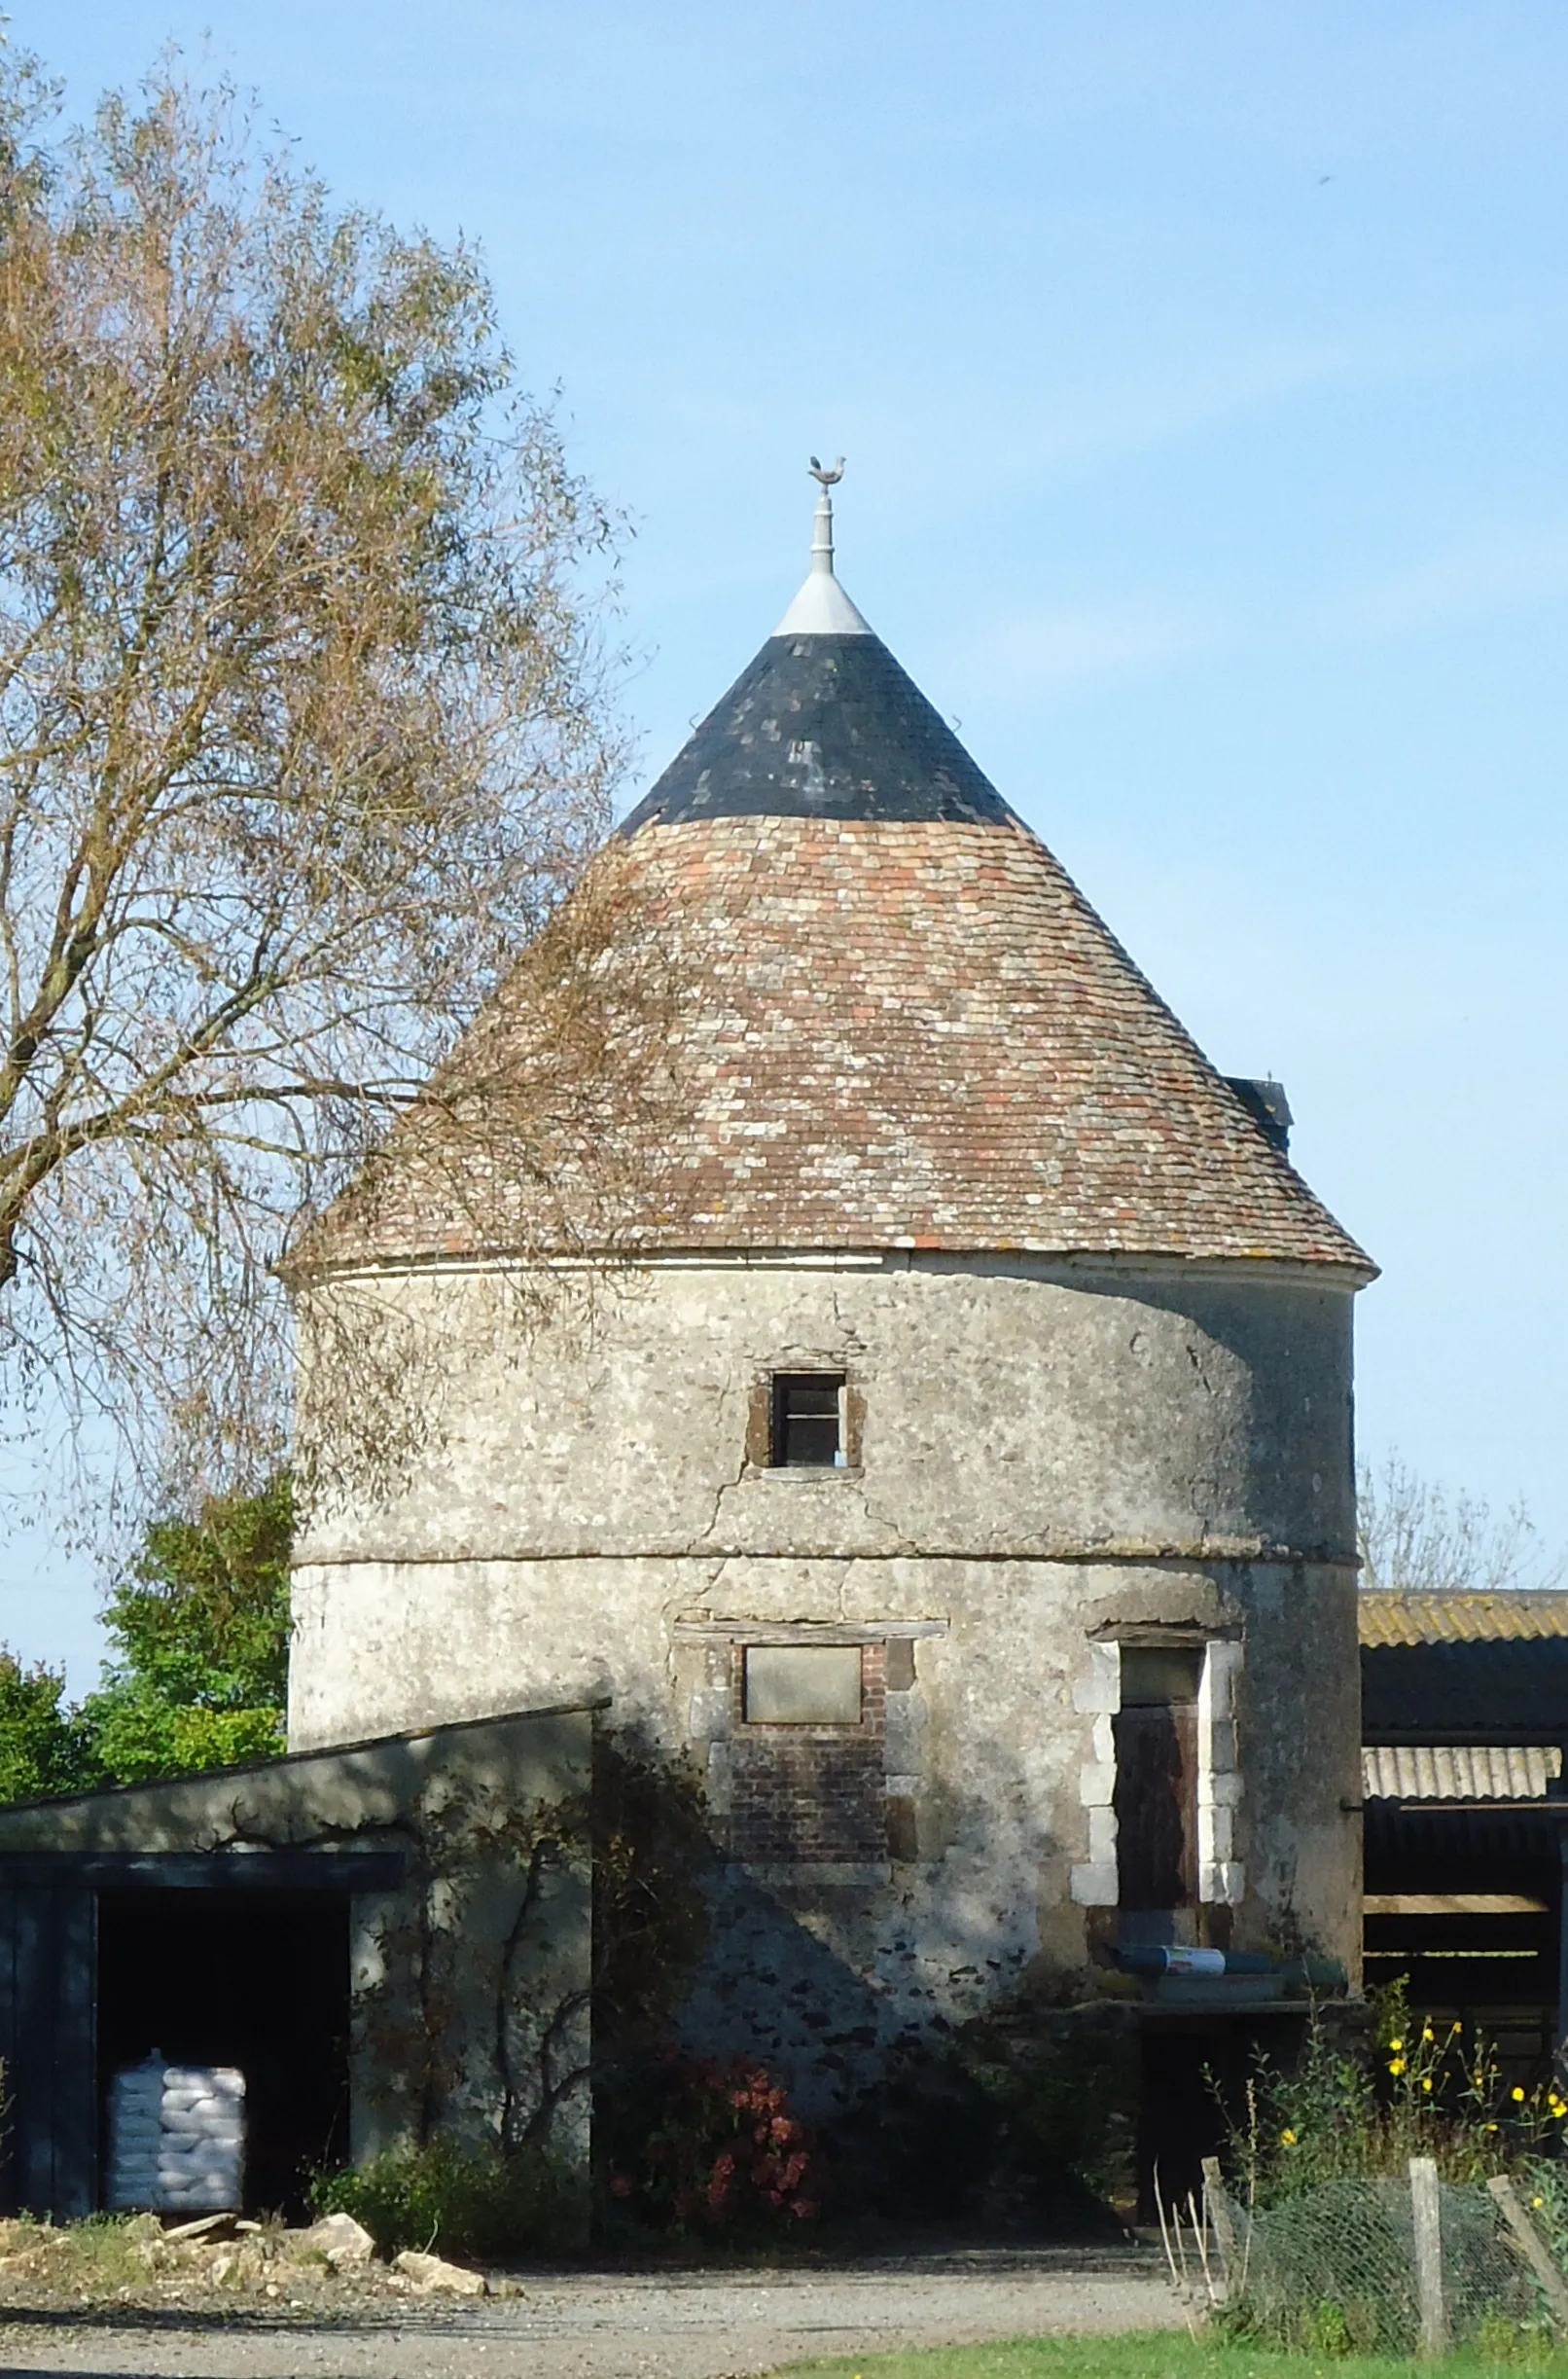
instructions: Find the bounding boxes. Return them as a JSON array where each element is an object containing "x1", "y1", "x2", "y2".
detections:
[
  {"x1": 1513, "y1": 2086, "x2": 1527, "y2": 2103},
  {"x1": 1281, "y1": 2128, "x2": 1299, "y2": 2146},
  {"x1": 1422, "y1": 2077, "x2": 1433, "y2": 2094},
  {"x1": 1389, "y1": 2057, "x2": 1408, "y2": 2076},
  {"x1": 1536, "y1": 2198, "x2": 1547, "y2": 2210},
  {"x1": 1422, "y1": 2024, "x2": 1435, "y2": 2042},
  {"x1": 1389, "y1": 2037, "x2": 1404, "y2": 2052}
]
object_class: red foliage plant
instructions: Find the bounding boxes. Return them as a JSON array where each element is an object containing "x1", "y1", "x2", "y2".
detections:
[{"x1": 607, "y1": 2051, "x2": 824, "y2": 2233}]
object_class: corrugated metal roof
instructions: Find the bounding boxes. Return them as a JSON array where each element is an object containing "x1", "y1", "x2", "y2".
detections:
[
  {"x1": 1364, "y1": 1800, "x2": 1568, "y2": 1867},
  {"x1": 1362, "y1": 1745, "x2": 1563, "y2": 1802},
  {"x1": 1362, "y1": 1635, "x2": 1568, "y2": 1745},
  {"x1": 1359, "y1": 1592, "x2": 1568, "y2": 1647}
]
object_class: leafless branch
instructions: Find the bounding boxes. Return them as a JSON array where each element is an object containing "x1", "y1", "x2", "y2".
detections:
[{"x1": 0, "y1": 45, "x2": 641, "y2": 1513}]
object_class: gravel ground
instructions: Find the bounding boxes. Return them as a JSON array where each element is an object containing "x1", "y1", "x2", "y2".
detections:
[{"x1": 0, "y1": 2250, "x2": 1181, "y2": 2379}]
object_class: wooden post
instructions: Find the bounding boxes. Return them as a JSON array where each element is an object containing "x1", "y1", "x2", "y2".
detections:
[
  {"x1": 1488, "y1": 2175, "x2": 1568, "y2": 2339},
  {"x1": 1201, "y1": 2154, "x2": 1239, "y2": 2292},
  {"x1": 1409, "y1": 2154, "x2": 1447, "y2": 2358}
]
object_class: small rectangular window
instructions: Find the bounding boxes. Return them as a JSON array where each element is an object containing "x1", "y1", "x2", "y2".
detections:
[
  {"x1": 770, "y1": 1373, "x2": 845, "y2": 1468},
  {"x1": 744, "y1": 1643, "x2": 863, "y2": 1724},
  {"x1": 1119, "y1": 1646, "x2": 1203, "y2": 1709}
]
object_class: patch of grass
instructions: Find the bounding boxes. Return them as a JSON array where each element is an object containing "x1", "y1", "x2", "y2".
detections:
[
  {"x1": 0, "y1": 2214, "x2": 148, "y2": 2294},
  {"x1": 777, "y1": 2334, "x2": 1568, "y2": 2379}
]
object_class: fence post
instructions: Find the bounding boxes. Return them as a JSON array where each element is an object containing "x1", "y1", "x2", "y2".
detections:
[
  {"x1": 1487, "y1": 2175, "x2": 1568, "y2": 2339},
  {"x1": 1409, "y1": 2154, "x2": 1447, "y2": 2358},
  {"x1": 1200, "y1": 2154, "x2": 1238, "y2": 2294}
]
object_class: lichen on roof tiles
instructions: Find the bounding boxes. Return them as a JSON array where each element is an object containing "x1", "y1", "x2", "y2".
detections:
[
  {"x1": 294, "y1": 610, "x2": 1374, "y2": 1279},
  {"x1": 1359, "y1": 1591, "x2": 1568, "y2": 1647}
]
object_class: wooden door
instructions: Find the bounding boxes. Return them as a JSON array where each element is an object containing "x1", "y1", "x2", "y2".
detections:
[{"x1": 1113, "y1": 1702, "x2": 1199, "y2": 1911}]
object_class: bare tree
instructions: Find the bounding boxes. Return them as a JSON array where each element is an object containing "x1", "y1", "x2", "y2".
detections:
[
  {"x1": 0, "y1": 47, "x2": 631, "y2": 1506},
  {"x1": 1358, "y1": 1451, "x2": 1565, "y2": 1595}
]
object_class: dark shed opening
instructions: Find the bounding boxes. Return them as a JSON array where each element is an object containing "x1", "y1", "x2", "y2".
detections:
[
  {"x1": 0, "y1": 1852, "x2": 401, "y2": 2220},
  {"x1": 96, "y1": 1889, "x2": 350, "y2": 2218}
]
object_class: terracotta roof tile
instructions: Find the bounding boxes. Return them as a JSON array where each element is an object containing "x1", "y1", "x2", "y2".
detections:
[
  {"x1": 295, "y1": 603, "x2": 1372, "y2": 1277},
  {"x1": 301, "y1": 811, "x2": 1372, "y2": 1275}
]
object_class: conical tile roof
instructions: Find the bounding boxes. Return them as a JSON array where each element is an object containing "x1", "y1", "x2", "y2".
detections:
[{"x1": 294, "y1": 512, "x2": 1372, "y2": 1281}]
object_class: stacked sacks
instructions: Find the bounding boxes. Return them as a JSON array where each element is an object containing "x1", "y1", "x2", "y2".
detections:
[
  {"x1": 107, "y1": 2056, "x2": 246, "y2": 2213},
  {"x1": 159, "y1": 2066, "x2": 246, "y2": 2210},
  {"x1": 106, "y1": 2055, "x2": 165, "y2": 2212}
]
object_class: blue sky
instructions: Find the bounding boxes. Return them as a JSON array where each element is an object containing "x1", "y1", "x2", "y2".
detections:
[{"x1": 9, "y1": 2, "x2": 1568, "y2": 1681}]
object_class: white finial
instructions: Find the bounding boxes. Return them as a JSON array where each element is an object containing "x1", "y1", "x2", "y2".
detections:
[
  {"x1": 808, "y1": 455, "x2": 844, "y2": 576},
  {"x1": 774, "y1": 455, "x2": 872, "y2": 636}
]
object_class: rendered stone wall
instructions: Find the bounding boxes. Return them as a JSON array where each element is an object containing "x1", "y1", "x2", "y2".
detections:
[
  {"x1": 297, "y1": 1251, "x2": 1356, "y2": 1573},
  {"x1": 291, "y1": 1250, "x2": 1362, "y2": 2117}
]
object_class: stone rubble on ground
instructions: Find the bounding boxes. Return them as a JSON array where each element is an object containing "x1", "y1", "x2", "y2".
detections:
[
  {"x1": 0, "y1": 2213, "x2": 497, "y2": 2311},
  {"x1": 394, "y1": 2248, "x2": 490, "y2": 2296},
  {"x1": 299, "y1": 2211, "x2": 378, "y2": 2269}
]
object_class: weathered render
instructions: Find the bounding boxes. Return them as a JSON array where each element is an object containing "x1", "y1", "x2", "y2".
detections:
[{"x1": 288, "y1": 483, "x2": 1373, "y2": 2132}]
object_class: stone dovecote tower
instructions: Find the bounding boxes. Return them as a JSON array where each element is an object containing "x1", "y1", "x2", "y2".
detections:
[{"x1": 287, "y1": 472, "x2": 1374, "y2": 2153}]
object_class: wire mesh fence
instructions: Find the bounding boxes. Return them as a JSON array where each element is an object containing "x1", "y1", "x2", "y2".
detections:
[
  {"x1": 1159, "y1": 2157, "x2": 1568, "y2": 2357},
  {"x1": 1243, "y1": 2176, "x2": 1537, "y2": 2353}
]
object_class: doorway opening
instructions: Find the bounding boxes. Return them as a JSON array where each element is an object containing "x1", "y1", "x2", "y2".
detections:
[
  {"x1": 96, "y1": 1889, "x2": 350, "y2": 2218},
  {"x1": 1114, "y1": 1644, "x2": 1202, "y2": 1936}
]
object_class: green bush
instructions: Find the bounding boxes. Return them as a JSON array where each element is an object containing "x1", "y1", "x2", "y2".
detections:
[
  {"x1": 0, "y1": 1474, "x2": 293, "y2": 1806},
  {"x1": 80, "y1": 1475, "x2": 292, "y2": 1784},
  {"x1": 310, "y1": 2139, "x2": 578, "y2": 2259},
  {"x1": 0, "y1": 1651, "x2": 99, "y2": 1801}
]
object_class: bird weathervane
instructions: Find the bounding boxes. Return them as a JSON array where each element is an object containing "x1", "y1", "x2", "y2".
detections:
[{"x1": 809, "y1": 455, "x2": 845, "y2": 488}]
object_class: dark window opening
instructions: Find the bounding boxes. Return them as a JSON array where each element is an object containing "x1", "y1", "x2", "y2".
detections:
[
  {"x1": 1114, "y1": 1645, "x2": 1203, "y2": 1917},
  {"x1": 770, "y1": 1373, "x2": 845, "y2": 1467}
]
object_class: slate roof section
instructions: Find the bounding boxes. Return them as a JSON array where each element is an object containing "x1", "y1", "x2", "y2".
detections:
[
  {"x1": 1358, "y1": 1592, "x2": 1568, "y2": 1646},
  {"x1": 618, "y1": 633, "x2": 1023, "y2": 832}
]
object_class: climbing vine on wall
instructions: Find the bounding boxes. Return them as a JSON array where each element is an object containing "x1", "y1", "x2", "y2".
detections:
[{"x1": 590, "y1": 1728, "x2": 711, "y2": 2063}]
